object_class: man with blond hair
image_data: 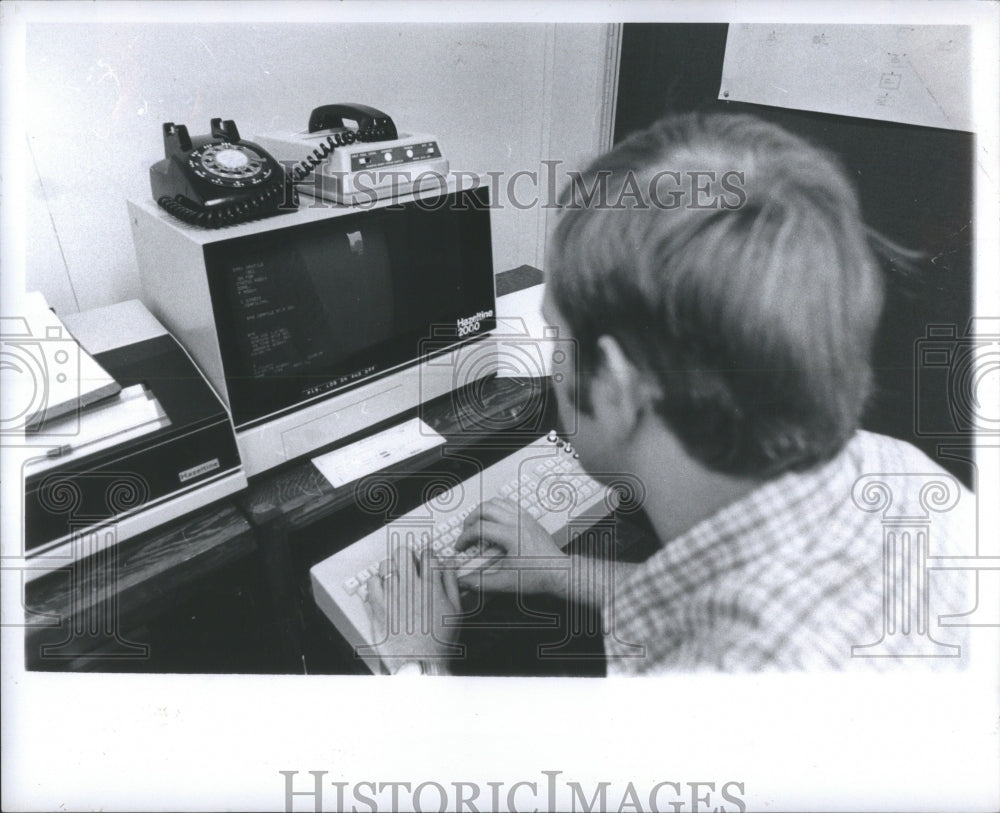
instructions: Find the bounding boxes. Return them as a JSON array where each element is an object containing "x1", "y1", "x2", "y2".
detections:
[{"x1": 362, "y1": 112, "x2": 973, "y2": 674}]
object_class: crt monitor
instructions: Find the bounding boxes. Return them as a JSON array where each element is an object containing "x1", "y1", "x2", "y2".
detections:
[{"x1": 129, "y1": 180, "x2": 497, "y2": 475}]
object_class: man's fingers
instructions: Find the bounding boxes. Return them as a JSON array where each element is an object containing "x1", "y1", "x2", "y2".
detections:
[
  {"x1": 456, "y1": 519, "x2": 519, "y2": 554},
  {"x1": 454, "y1": 527, "x2": 474, "y2": 553},
  {"x1": 455, "y1": 498, "x2": 520, "y2": 551},
  {"x1": 364, "y1": 573, "x2": 388, "y2": 631},
  {"x1": 482, "y1": 496, "x2": 520, "y2": 519},
  {"x1": 367, "y1": 572, "x2": 386, "y2": 603},
  {"x1": 461, "y1": 498, "x2": 518, "y2": 530},
  {"x1": 392, "y1": 542, "x2": 421, "y2": 580},
  {"x1": 443, "y1": 568, "x2": 461, "y2": 609}
]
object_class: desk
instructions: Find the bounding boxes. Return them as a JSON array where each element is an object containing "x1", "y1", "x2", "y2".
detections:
[
  {"x1": 239, "y1": 374, "x2": 600, "y2": 675},
  {"x1": 24, "y1": 501, "x2": 259, "y2": 671},
  {"x1": 23, "y1": 266, "x2": 659, "y2": 674}
]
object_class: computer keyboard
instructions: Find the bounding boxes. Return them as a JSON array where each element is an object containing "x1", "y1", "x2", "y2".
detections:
[{"x1": 310, "y1": 430, "x2": 617, "y2": 671}]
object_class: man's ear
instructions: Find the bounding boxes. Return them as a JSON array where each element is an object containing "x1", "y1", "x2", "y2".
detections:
[{"x1": 591, "y1": 335, "x2": 645, "y2": 437}]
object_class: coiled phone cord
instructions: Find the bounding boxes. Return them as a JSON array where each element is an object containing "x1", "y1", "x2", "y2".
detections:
[
  {"x1": 159, "y1": 128, "x2": 381, "y2": 228},
  {"x1": 287, "y1": 127, "x2": 385, "y2": 183},
  {"x1": 157, "y1": 182, "x2": 289, "y2": 229}
]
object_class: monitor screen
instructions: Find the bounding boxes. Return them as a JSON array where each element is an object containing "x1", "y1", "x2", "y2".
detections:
[{"x1": 204, "y1": 187, "x2": 495, "y2": 427}]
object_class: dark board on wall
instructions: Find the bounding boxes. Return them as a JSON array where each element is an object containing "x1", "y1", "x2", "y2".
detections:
[{"x1": 614, "y1": 23, "x2": 975, "y2": 487}]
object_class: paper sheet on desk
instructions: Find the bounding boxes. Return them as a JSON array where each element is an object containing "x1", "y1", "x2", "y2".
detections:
[
  {"x1": 23, "y1": 384, "x2": 170, "y2": 474},
  {"x1": 17, "y1": 291, "x2": 122, "y2": 428},
  {"x1": 494, "y1": 282, "x2": 557, "y2": 378}
]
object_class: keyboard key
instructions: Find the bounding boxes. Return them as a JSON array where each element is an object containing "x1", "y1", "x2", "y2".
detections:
[{"x1": 327, "y1": 432, "x2": 616, "y2": 625}]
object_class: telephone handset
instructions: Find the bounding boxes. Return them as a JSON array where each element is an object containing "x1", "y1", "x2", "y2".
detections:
[
  {"x1": 308, "y1": 103, "x2": 398, "y2": 141},
  {"x1": 151, "y1": 118, "x2": 292, "y2": 228}
]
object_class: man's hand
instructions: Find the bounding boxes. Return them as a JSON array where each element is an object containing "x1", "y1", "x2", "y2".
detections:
[
  {"x1": 362, "y1": 544, "x2": 462, "y2": 672},
  {"x1": 453, "y1": 497, "x2": 570, "y2": 597}
]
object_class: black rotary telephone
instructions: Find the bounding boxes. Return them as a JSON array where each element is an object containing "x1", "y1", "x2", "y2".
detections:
[
  {"x1": 151, "y1": 118, "x2": 291, "y2": 228},
  {"x1": 151, "y1": 106, "x2": 398, "y2": 228}
]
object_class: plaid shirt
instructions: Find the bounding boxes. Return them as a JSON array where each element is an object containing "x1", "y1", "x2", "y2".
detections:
[{"x1": 603, "y1": 431, "x2": 975, "y2": 673}]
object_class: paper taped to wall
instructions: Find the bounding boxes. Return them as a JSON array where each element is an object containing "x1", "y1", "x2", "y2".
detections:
[{"x1": 719, "y1": 24, "x2": 972, "y2": 132}]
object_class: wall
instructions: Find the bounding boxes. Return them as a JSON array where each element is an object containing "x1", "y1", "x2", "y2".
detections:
[{"x1": 24, "y1": 23, "x2": 617, "y2": 315}]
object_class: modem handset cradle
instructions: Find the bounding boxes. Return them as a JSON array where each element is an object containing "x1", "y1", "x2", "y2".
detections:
[
  {"x1": 284, "y1": 104, "x2": 398, "y2": 184},
  {"x1": 254, "y1": 105, "x2": 445, "y2": 205}
]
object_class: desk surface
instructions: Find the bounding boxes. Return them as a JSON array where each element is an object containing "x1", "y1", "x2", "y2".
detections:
[
  {"x1": 235, "y1": 375, "x2": 547, "y2": 530},
  {"x1": 24, "y1": 501, "x2": 256, "y2": 668}
]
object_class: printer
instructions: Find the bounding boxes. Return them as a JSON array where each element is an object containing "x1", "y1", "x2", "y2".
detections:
[{"x1": 21, "y1": 300, "x2": 247, "y2": 580}]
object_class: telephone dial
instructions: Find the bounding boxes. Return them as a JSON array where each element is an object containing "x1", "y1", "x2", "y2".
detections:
[
  {"x1": 151, "y1": 105, "x2": 400, "y2": 228},
  {"x1": 151, "y1": 118, "x2": 291, "y2": 228}
]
